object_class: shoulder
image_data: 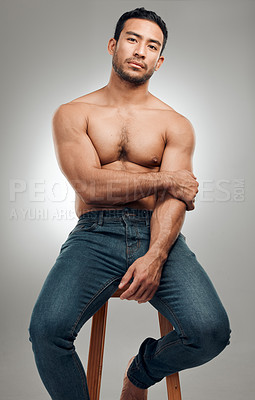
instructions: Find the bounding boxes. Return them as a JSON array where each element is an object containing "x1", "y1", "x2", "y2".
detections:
[
  {"x1": 53, "y1": 87, "x2": 107, "y2": 124},
  {"x1": 52, "y1": 99, "x2": 92, "y2": 143},
  {"x1": 148, "y1": 93, "x2": 174, "y2": 111},
  {"x1": 149, "y1": 94, "x2": 194, "y2": 131},
  {"x1": 53, "y1": 92, "x2": 100, "y2": 124},
  {"x1": 52, "y1": 104, "x2": 86, "y2": 142},
  {"x1": 69, "y1": 87, "x2": 106, "y2": 106},
  {"x1": 163, "y1": 109, "x2": 195, "y2": 149},
  {"x1": 162, "y1": 110, "x2": 196, "y2": 152},
  {"x1": 148, "y1": 94, "x2": 195, "y2": 147},
  {"x1": 167, "y1": 110, "x2": 195, "y2": 136},
  {"x1": 53, "y1": 93, "x2": 97, "y2": 119}
]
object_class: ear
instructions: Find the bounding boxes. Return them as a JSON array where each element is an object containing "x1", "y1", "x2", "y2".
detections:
[
  {"x1": 108, "y1": 38, "x2": 116, "y2": 55},
  {"x1": 155, "y1": 56, "x2": 164, "y2": 71}
]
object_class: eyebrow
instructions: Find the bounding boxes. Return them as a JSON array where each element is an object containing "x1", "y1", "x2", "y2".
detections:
[{"x1": 125, "y1": 31, "x2": 162, "y2": 47}]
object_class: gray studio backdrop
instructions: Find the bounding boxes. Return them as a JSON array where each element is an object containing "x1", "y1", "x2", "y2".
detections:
[{"x1": 0, "y1": 0, "x2": 254, "y2": 399}]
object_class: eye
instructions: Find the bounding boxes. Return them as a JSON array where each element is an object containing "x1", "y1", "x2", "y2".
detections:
[
  {"x1": 149, "y1": 45, "x2": 157, "y2": 51},
  {"x1": 127, "y1": 37, "x2": 137, "y2": 42}
]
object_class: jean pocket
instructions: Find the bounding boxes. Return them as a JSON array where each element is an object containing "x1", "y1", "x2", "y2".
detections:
[{"x1": 69, "y1": 220, "x2": 98, "y2": 235}]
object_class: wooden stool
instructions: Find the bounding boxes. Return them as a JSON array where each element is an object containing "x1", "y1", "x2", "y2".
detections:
[{"x1": 87, "y1": 286, "x2": 182, "y2": 400}]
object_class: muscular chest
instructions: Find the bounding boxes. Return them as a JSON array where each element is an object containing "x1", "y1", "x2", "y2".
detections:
[{"x1": 87, "y1": 109, "x2": 166, "y2": 168}]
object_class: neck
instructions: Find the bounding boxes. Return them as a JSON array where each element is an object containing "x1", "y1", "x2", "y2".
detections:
[{"x1": 105, "y1": 68, "x2": 150, "y2": 106}]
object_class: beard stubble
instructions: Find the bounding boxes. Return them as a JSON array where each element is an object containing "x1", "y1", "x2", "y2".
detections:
[{"x1": 112, "y1": 50, "x2": 156, "y2": 85}]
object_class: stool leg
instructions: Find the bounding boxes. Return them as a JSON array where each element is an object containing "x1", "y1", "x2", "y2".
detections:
[
  {"x1": 87, "y1": 302, "x2": 108, "y2": 400},
  {"x1": 158, "y1": 312, "x2": 182, "y2": 400}
]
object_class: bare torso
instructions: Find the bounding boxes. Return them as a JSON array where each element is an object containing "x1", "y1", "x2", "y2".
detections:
[{"x1": 68, "y1": 87, "x2": 179, "y2": 217}]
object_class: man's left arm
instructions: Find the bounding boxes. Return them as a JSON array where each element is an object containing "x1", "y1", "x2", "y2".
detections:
[{"x1": 119, "y1": 115, "x2": 197, "y2": 303}]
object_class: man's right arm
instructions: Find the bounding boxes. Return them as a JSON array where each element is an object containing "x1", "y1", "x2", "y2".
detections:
[{"x1": 52, "y1": 103, "x2": 197, "y2": 208}]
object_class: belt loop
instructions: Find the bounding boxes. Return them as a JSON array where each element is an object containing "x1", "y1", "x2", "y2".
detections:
[
  {"x1": 98, "y1": 210, "x2": 104, "y2": 226},
  {"x1": 146, "y1": 213, "x2": 151, "y2": 226}
]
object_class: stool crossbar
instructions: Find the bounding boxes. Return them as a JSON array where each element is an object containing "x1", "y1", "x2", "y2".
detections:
[{"x1": 87, "y1": 286, "x2": 182, "y2": 400}]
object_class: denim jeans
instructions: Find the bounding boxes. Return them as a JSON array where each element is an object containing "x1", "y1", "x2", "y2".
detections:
[{"x1": 28, "y1": 208, "x2": 231, "y2": 399}]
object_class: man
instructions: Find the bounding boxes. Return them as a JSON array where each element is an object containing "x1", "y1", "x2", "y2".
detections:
[{"x1": 29, "y1": 7, "x2": 231, "y2": 400}]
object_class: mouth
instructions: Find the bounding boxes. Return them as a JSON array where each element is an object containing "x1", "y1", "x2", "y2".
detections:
[{"x1": 127, "y1": 61, "x2": 145, "y2": 69}]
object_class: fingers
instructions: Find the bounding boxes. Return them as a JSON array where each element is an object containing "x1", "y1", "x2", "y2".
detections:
[
  {"x1": 186, "y1": 200, "x2": 195, "y2": 211},
  {"x1": 119, "y1": 267, "x2": 134, "y2": 289},
  {"x1": 181, "y1": 169, "x2": 197, "y2": 180},
  {"x1": 172, "y1": 170, "x2": 199, "y2": 199},
  {"x1": 187, "y1": 170, "x2": 197, "y2": 180},
  {"x1": 121, "y1": 285, "x2": 154, "y2": 303},
  {"x1": 119, "y1": 259, "x2": 160, "y2": 303},
  {"x1": 186, "y1": 171, "x2": 199, "y2": 188},
  {"x1": 182, "y1": 171, "x2": 199, "y2": 207},
  {"x1": 189, "y1": 172, "x2": 198, "y2": 182},
  {"x1": 120, "y1": 280, "x2": 140, "y2": 300},
  {"x1": 120, "y1": 280, "x2": 158, "y2": 302},
  {"x1": 125, "y1": 285, "x2": 145, "y2": 301},
  {"x1": 137, "y1": 288, "x2": 157, "y2": 304}
]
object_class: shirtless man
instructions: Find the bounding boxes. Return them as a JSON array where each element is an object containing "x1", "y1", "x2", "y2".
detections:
[{"x1": 28, "y1": 7, "x2": 231, "y2": 400}]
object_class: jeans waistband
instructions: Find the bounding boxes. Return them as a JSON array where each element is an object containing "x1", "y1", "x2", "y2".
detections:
[{"x1": 79, "y1": 208, "x2": 153, "y2": 225}]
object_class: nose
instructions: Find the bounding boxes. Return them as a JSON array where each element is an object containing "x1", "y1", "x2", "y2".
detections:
[{"x1": 133, "y1": 43, "x2": 146, "y2": 59}]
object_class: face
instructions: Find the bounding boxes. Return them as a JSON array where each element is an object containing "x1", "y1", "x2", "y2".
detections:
[{"x1": 108, "y1": 18, "x2": 164, "y2": 85}]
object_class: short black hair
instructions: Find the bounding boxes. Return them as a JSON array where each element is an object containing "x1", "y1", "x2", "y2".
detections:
[{"x1": 114, "y1": 7, "x2": 168, "y2": 55}]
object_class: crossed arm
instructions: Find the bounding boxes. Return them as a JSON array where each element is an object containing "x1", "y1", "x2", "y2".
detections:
[
  {"x1": 52, "y1": 104, "x2": 197, "y2": 210},
  {"x1": 52, "y1": 104, "x2": 198, "y2": 303}
]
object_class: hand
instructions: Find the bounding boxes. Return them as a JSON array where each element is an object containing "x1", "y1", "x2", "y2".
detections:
[
  {"x1": 164, "y1": 170, "x2": 199, "y2": 211},
  {"x1": 118, "y1": 255, "x2": 163, "y2": 304}
]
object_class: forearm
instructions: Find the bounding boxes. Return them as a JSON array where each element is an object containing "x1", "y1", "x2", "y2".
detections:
[
  {"x1": 147, "y1": 192, "x2": 186, "y2": 264},
  {"x1": 118, "y1": 192, "x2": 187, "y2": 302},
  {"x1": 71, "y1": 168, "x2": 167, "y2": 206}
]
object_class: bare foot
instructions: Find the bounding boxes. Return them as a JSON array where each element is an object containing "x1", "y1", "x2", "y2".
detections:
[{"x1": 120, "y1": 357, "x2": 148, "y2": 400}]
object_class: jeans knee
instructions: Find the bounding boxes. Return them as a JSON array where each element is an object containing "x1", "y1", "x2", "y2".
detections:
[
  {"x1": 28, "y1": 307, "x2": 71, "y2": 349},
  {"x1": 28, "y1": 309, "x2": 49, "y2": 345},
  {"x1": 188, "y1": 313, "x2": 231, "y2": 363}
]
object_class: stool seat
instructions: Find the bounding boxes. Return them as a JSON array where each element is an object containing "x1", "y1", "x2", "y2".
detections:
[{"x1": 87, "y1": 285, "x2": 182, "y2": 400}]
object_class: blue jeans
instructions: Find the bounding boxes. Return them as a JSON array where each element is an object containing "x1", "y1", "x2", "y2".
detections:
[{"x1": 28, "y1": 208, "x2": 231, "y2": 399}]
